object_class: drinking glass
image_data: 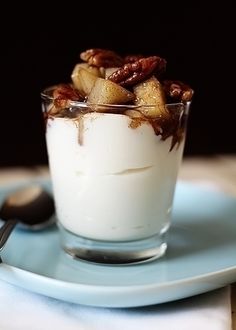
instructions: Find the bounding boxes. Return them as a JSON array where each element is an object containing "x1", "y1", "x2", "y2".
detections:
[{"x1": 41, "y1": 87, "x2": 190, "y2": 264}]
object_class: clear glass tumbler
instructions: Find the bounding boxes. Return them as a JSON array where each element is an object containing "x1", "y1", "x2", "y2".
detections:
[{"x1": 41, "y1": 87, "x2": 190, "y2": 264}]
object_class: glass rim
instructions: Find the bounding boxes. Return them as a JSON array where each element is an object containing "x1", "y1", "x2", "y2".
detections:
[{"x1": 41, "y1": 86, "x2": 191, "y2": 110}]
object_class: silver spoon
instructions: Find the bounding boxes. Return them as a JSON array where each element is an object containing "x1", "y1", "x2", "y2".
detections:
[{"x1": 0, "y1": 185, "x2": 55, "y2": 252}]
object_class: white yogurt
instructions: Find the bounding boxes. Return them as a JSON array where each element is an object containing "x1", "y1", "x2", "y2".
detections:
[{"x1": 46, "y1": 113, "x2": 184, "y2": 241}]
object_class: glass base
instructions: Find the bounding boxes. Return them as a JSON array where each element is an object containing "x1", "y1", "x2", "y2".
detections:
[{"x1": 59, "y1": 225, "x2": 167, "y2": 265}]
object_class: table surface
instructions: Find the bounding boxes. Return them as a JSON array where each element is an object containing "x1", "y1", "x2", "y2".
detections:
[{"x1": 0, "y1": 155, "x2": 235, "y2": 328}]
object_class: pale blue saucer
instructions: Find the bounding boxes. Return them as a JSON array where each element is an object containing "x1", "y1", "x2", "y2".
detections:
[{"x1": 0, "y1": 180, "x2": 236, "y2": 308}]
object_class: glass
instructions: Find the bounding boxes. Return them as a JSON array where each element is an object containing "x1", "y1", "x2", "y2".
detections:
[{"x1": 41, "y1": 87, "x2": 190, "y2": 265}]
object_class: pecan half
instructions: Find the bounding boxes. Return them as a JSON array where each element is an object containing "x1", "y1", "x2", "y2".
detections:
[
  {"x1": 48, "y1": 84, "x2": 84, "y2": 116},
  {"x1": 80, "y1": 48, "x2": 123, "y2": 68},
  {"x1": 108, "y1": 56, "x2": 166, "y2": 87},
  {"x1": 124, "y1": 54, "x2": 144, "y2": 63},
  {"x1": 163, "y1": 80, "x2": 194, "y2": 103},
  {"x1": 53, "y1": 84, "x2": 84, "y2": 108}
]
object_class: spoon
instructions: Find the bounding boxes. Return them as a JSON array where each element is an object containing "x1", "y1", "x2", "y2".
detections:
[{"x1": 0, "y1": 185, "x2": 55, "y2": 251}]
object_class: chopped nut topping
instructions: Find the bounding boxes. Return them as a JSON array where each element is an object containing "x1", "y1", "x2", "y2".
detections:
[
  {"x1": 80, "y1": 49, "x2": 123, "y2": 68},
  {"x1": 47, "y1": 84, "x2": 84, "y2": 116},
  {"x1": 163, "y1": 80, "x2": 194, "y2": 103},
  {"x1": 124, "y1": 54, "x2": 144, "y2": 63},
  {"x1": 53, "y1": 84, "x2": 84, "y2": 109},
  {"x1": 108, "y1": 56, "x2": 166, "y2": 87}
]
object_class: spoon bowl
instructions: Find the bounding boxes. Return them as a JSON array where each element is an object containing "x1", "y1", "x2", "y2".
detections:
[{"x1": 0, "y1": 185, "x2": 55, "y2": 251}]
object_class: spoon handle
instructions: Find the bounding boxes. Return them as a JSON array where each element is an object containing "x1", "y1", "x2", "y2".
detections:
[{"x1": 0, "y1": 219, "x2": 18, "y2": 251}]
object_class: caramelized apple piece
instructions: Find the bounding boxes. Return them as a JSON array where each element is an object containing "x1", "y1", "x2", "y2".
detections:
[
  {"x1": 79, "y1": 68, "x2": 98, "y2": 95},
  {"x1": 87, "y1": 78, "x2": 135, "y2": 105},
  {"x1": 134, "y1": 76, "x2": 168, "y2": 118},
  {"x1": 105, "y1": 67, "x2": 119, "y2": 78},
  {"x1": 124, "y1": 110, "x2": 145, "y2": 118},
  {"x1": 71, "y1": 63, "x2": 101, "y2": 91}
]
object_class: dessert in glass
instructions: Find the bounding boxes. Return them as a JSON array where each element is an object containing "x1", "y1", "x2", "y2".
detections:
[{"x1": 41, "y1": 49, "x2": 193, "y2": 264}]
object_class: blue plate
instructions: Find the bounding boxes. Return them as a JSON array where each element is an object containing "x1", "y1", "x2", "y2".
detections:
[{"x1": 0, "y1": 180, "x2": 236, "y2": 308}]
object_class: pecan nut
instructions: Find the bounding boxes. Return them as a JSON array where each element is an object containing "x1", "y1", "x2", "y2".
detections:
[
  {"x1": 49, "y1": 84, "x2": 84, "y2": 115},
  {"x1": 108, "y1": 56, "x2": 166, "y2": 87},
  {"x1": 80, "y1": 48, "x2": 123, "y2": 68},
  {"x1": 163, "y1": 80, "x2": 194, "y2": 103},
  {"x1": 124, "y1": 54, "x2": 144, "y2": 63}
]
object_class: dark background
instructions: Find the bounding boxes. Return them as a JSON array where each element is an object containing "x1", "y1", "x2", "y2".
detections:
[{"x1": 0, "y1": 3, "x2": 234, "y2": 167}]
